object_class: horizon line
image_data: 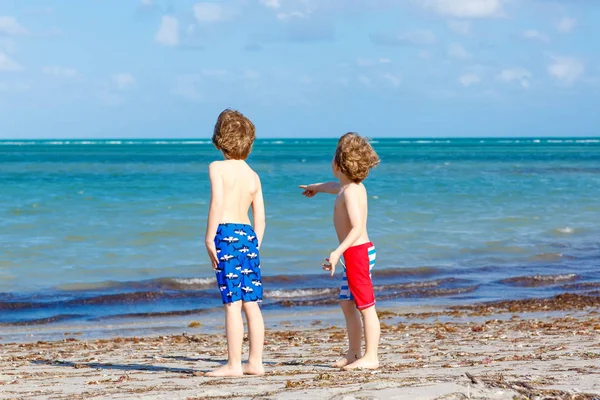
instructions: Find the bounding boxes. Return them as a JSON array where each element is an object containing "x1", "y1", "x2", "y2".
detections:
[{"x1": 0, "y1": 135, "x2": 599, "y2": 141}]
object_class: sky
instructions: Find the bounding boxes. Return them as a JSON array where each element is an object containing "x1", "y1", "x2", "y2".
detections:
[{"x1": 0, "y1": 0, "x2": 599, "y2": 139}]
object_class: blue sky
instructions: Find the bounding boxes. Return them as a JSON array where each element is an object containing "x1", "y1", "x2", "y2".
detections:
[{"x1": 0, "y1": 0, "x2": 598, "y2": 138}]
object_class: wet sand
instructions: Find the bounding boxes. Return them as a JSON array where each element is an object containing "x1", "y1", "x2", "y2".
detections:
[{"x1": 1, "y1": 293, "x2": 599, "y2": 400}]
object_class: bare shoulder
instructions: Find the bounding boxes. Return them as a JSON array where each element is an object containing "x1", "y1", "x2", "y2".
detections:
[
  {"x1": 345, "y1": 183, "x2": 367, "y2": 195},
  {"x1": 342, "y1": 183, "x2": 367, "y2": 202},
  {"x1": 252, "y1": 169, "x2": 262, "y2": 185},
  {"x1": 208, "y1": 160, "x2": 226, "y2": 172}
]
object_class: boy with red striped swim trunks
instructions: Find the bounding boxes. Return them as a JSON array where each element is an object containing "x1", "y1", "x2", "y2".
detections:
[{"x1": 299, "y1": 132, "x2": 381, "y2": 370}]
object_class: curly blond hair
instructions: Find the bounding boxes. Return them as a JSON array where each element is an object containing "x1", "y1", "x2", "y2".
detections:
[
  {"x1": 334, "y1": 132, "x2": 380, "y2": 183},
  {"x1": 212, "y1": 109, "x2": 256, "y2": 160}
]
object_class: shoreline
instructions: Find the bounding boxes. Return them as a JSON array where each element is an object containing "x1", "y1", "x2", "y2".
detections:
[{"x1": 1, "y1": 294, "x2": 599, "y2": 399}]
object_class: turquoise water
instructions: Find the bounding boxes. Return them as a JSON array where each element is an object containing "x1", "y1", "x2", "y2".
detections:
[{"x1": 0, "y1": 138, "x2": 599, "y2": 328}]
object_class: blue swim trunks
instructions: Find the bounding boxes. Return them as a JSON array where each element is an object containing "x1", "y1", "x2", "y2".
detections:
[{"x1": 214, "y1": 223, "x2": 262, "y2": 304}]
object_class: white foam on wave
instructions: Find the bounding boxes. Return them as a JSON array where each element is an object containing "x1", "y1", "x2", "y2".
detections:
[
  {"x1": 266, "y1": 288, "x2": 335, "y2": 299},
  {"x1": 0, "y1": 140, "x2": 214, "y2": 146},
  {"x1": 173, "y1": 277, "x2": 215, "y2": 286},
  {"x1": 557, "y1": 227, "x2": 574, "y2": 234}
]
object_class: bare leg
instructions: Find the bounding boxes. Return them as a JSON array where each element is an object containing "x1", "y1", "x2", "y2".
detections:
[
  {"x1": 344, "y1": 305, "x2": 380, "y2": 370},
  {"x1": 242, "y1": 301, "x2": 265, "y2": 375},
  {"x1": 206, "y1": 301, "x2": 244, "y2": 377},
  {"x1": 333, "y1": 300, "x2": 363, "y2": 368}
]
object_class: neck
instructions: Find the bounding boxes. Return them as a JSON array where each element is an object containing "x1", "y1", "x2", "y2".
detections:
[{"x1": 338, "y1": 175, "x2": 354, "y2": 186}]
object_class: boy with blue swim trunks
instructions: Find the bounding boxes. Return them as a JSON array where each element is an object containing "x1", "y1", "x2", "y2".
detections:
[
  {"x1": 205, "y1": 109, "x2": 266, "y2": 377},
  {"x1": 300, "y1": 133, "x2": 381, "y2": 370}
]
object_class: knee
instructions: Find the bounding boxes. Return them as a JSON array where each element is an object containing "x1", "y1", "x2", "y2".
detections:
[{"x1": 358, "y1": 305, "x2": 377, "y2": 317}]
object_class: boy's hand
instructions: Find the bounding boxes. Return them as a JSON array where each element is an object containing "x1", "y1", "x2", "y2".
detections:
[
  {"x1": 299, "y1": 184, "x2": 318, "y2": 198},
  {"x1": 205, "y1": 241, "x2": 219, "y2": 270},
  {"x1": 323, "y1": 251, "x2": 341, "y2": 276}
]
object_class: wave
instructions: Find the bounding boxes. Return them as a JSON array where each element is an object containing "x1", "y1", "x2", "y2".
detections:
[
  {"x1": 0, "y1": 140, "x2": 213, "y2": 146},
  {"x1": 554, "y1": 227, "x2": 575, "y2": 235},
  {"x1": 56, "y1": 277, "x2": 216, "y2": 292},
  {"x1": 0, "y1": 291, "x2": 212, "y2": 312},
  {"x1": 95, "y1": 307, "x2": 213, "y2": 321},
  {"x1": 502, "y1": 274, "x2": 578, "y2": 287},
  {"x1": 272, "y1": 284, "x2": 480, "y2": 307},
  {"x1": 2, "y1": 138, "x2": 598, "y2": 147},
  {"x1": 0, "y1": 314, "x2": 84, "y2": 326},
  {"x1": 0, "y1": 277, "x2": 461, "y2": 313},
  {"x1": 560, "y1": 282, "x2": 600, "y2": 291},
  {"x1": 53, "y1": 268, "x2": 440, "y2": 293},
  {"x1": 264, "y1": 279, "x2": 455, "y2": 299},
  {"x1": 265, "y1": 288, "x2": 337, "y2": 299}
]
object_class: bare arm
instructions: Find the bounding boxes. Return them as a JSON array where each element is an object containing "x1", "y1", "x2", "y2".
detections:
[
  {"x1": 204, "y1": 163, "x2": 224, "y2": 268},
  {"x1": 299, "y1": 182, "x2": 340, "y2": 197},
  {"x1": 252, "y1": 174, "x2": 266, "y2": 248}
]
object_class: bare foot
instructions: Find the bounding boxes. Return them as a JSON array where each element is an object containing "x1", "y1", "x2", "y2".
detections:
[
  {"x1": 332, "y1": 352, "x2": 360, "y2": 368},
  {"x1": 243, "y1": 363, "x2": 265, "y2": 376},
  {"x1": 343, "y1": 356, "x2": 379, "y2": 370},
  {"x1": 205, "y1": 364, "x2": 244, "y2": 377}
]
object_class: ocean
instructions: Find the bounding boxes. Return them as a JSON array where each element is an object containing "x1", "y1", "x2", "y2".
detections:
[{"x1": 1, "y1": 138, "x2": 599, "y2": 340}]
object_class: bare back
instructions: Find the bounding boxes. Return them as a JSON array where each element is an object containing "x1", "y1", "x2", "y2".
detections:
[
  {"x1": 216, "y1": 160, "x2": 259, "y2": 224},
  {"x1": 333, "y1": 183, "x2": 371, "y2": 247}
]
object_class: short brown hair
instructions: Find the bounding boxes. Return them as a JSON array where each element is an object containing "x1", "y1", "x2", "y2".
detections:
[
  {"x1": 334, "y1": 132, "x2": 380, "y2": 183},
  {"x1": 212, "y1": 109, "x2": 256, "y2": 160}
]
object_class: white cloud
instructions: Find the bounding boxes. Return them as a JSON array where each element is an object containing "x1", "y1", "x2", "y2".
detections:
[
  {"x1": 358, "y1": 75, "x2": 372, "y2": 86},
  {"x1": 0, "y1": 51, "x2": 21, "y2": 71},
  {"x1": 155, "y1": 16, "x2": 179, "y2": 46},
  {"x1": 419, "y1": 0, "x2": 505, "y2": 18},
  {"x1": 521, "y1": 29, "x2": 549, "y2": 43},
  {"x1": 336, "y1": 77, "x2": 350, "y2": 86},
  {"x1": 0, "y1": 81, "x2": 30, "y2": 93},
  {"x1": 447, "y1": 20, "x2": 471, "y2": 36},
  {"x1": 140, "y1": 0, "x2": 153, "y2": 6},
  {"x1": 448, "y1": 43, "x2": 471, "y2": 60},
  {"x1": 0, "y1": 16, "x2": 28, "y2": 36},
  {"x1": 244, "y1": 70, "x2": 260, "y2": 80},
  {"x1": 276, "y1": 11, "x2": 305, "y2": 21},
  {"x1": 459, "y1": 73, "x2": 480, "y2": 87},
  {"x1": 193, "y1": 3, "x2": 239, "y2": 23},
  {"x1": 356, "y1": 58, "x2": 375, "y2": 67},
  {"x1": 419, "y1": 50, "x2": 432, "y2": 59},
  {"x1": 113, "y1": 73, "x2": 135, "y2": 89},
  {"x1": 403, "y1": 30, "x2": 436, "y2": 45},
  {"x1": 260, "y1": 0, "x2": 281, "y2": 9},
  {"x1": 0, "y1": 38, "x2": 16, "y2": 53},
  {"x1": 42, "y1": 66, "x2": 79, "y2": 78},
  {"x1": 547, "y1": 56, "x2": 584, "y2": 85},
  {"x1": 383, "y1": 73, "x2": 402, "y2": 87},
  {"x1": 497, "y1": 68, "x2": 531, "y2": 88},
  {"x1": 556, "y1": 17, "x2": 576, "y2": 34},
  {"x1": 371, "y1": 30, "x2": 436, "y2": 46},
  {"x1": 172, "y1": 74, "x2": 203, "y2": 101},
  {"x1": 356, "y1": 58, "x2": 391, "y2": 67}
]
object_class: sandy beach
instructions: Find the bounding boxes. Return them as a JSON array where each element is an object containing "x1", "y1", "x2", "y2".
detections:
[{"x1": 1, "y1": 293, "x2": 599, "y2": 400}]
